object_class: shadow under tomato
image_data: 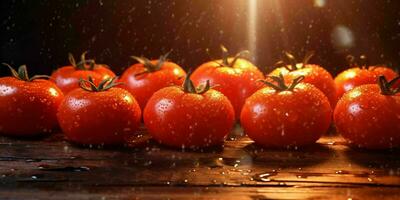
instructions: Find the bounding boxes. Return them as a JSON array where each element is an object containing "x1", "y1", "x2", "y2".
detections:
[
  {"x1": 242, "y1": 142, "x2": 333, "y2": 169},
  {"x1": 344, "y1": 146, "x2": 400, "y2": 169},
  {"x1": 0, "y1": 131, "x2": 58, "y2": 141},
  {"x1": 149, "y1": 140, "x2": 225, "y2": 154}
]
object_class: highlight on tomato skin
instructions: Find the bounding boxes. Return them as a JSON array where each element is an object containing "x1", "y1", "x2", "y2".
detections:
[
  {"x1": 0, "y1": 64, "x2": 64, "y2": 137},
  {"x1": 118, "y1": 52, "x2": 186, "y2": 111},
  {"x1": 240, "y1": 74, "x2": 332, "y2": 148},
  {"x1": 334, "y1": 76, "x2": 400, "y2": 149},
  {"x1": 57, "y1": 76, "x2": 142, "y2": 146},
  {"x1": 51, "y1": 52, "x2": 116, "y2": 94},
  {"x1": 268, "y1": 51, "x2": 337, "y2": 108},
  {"x1": 190, "y1": 45, "x2": 264, "y2": 120},
  {"x1": 143, "y1": 70, "x2": 235, "y2": 149},
  {"x1": 334, "y1": 55, "x2": 398, "y2": 100}
]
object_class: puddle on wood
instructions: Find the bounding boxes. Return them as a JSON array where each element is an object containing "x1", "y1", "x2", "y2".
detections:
[
  {"x1": 252, "y1": 170, "x2": 387, "y2": 183},
  {"x1": 253, "y1": 171, "x2": 279, "y2": 182},
  {"x1": 25, "y1": 158, "x2": 42, "y2": 162},
  {"x1": 0, "y1": 157, "x2": 17, "y2": 161},
  {"x1": 30, "y1": 174, "x2": 44, "y2": 180},
  {"x1": 37, "y1": 164, "x2": 90, "y2": 172},
  {"x1": 324, "y1": 141, "x2": 347, "y2": 146}
]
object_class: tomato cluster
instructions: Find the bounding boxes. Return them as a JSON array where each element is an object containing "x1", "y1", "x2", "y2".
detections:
[{"x1": 0, "y1": 50, "x2": 399, "y2": 150}]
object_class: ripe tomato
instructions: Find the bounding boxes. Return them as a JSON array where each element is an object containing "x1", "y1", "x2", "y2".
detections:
[
  {"x1": 334, "y1": 76, "x2": 400, "y2": 149},
  {"x1": 118, "y1": 52, "x2": 186, "y2": 110},
  {"x1": 143, "y1": 71, "x2": 235, "y2": 148},
  {"x1": 57, "y1": 77, "x2": 141, "y2": 146},
  {"x1": 0, "y1": 64, "x2": 64, "y2": 136},
  {"x1": 51, "y1": 52, "x2": 116, "y2": 94},
  {"x1": 190, "y1": 46, "x2": 264, "y2": 119},
  {"x1": 269, "y1": 51, "x2": 337, "y2": 107},
  {"x1": 334, "y1": 55, "x2": 397, "y2": 99},
  {"x1": 240, "y1": 74, "x2": 332, "y2": 147}
]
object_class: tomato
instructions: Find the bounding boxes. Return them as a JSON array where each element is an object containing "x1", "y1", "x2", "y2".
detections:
[
  {"x1": 334, "y1": 76, "x2": 400, "y2": 149},
  {"x1": 334, "y1": 55, "x2": 397, "y2": 99},
  {"x1": 57, "y1": 77, "x2": 141, "y2": 146},
  {"x1": 143, "y1": 71, "x2": 235, "y2": 148},
  {"x1": 190, "y1": 46, "x2": 264, "y2": 119},
  {"x1": 51, "y1": 52, "x2": 116, "y2": 94},
  {"x1": 0, "y1": 64, "x2": 64, "y2": 136},
  {"x1": 118, "y1": 52, "x2": 186, "y2": 110},
  {"x1": 240, "y1": 74, "x2": 332, "y2": 147},
  {"x1": 269, "y1": 51, "x2": 337, "y2": 107}
]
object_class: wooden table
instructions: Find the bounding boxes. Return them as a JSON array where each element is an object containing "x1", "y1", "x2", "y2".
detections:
[{"x1": 0, "y1": 126, "x2": 399, "y2": 200}]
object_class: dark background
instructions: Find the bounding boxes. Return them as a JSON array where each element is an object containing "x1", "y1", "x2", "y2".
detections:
[{"x1": 0, "y1": 0, "x2": 399, "y2": 77}]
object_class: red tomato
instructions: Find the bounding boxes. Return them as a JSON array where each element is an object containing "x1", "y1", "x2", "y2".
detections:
[
  {"x1": 118, "y1": 53, "x2": 186, "y2": 110},
  {"x1": 240, "y1": 74, "x2": 332, "y2": 147},
  {"x1": 57, "y1": 77, "x2": 141, "y2": 146},
  {"x1": 51, "y1": 52, "x2": 116, "y2": 94},
  {"x1": 190, "y1": 46, "x2": 264, "y2": 119},
  {"x1": 334, "y1": 76, "x2": 400, "y2": 149},
  {"x1": 269, "y1": 51, "x2": 337, "y2": 107},
  {"x1": 334, "y1": 55, "x2": 397, "y2": 99},
  {"x1": 143, "y1": 71, "x2": 235, "y2": 148},
  {"x1": 0, "y1": 64, "x2": 64, "y2": 136}
]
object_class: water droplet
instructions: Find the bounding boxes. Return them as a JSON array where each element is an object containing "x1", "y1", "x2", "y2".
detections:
[
  {"x1": 335, "y1": 170, "x2": 350, "y2": 174},
  {"x1": 254, "y1": 171, "x2": 278, "y2": 182},
  {"x1": 25, "y1": 159, "x2": 42, "y2": 162}
]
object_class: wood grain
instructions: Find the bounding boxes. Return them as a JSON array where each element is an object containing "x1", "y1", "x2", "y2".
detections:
[{"x1": 0, "y1": 127, "x2": 399, "y2": 199}]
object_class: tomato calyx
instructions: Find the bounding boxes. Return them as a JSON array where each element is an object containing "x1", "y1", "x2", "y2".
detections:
[
  {"x1": 214, "y1": 45, "x2": 250, "y2": 68},
  {"x1": 182, "y1": 70, "x2": 211, "y2": 94},
  {"x1": 378, "y1": 75, "x2": 400, "y2": 95},
  {"x1": 2, "y1": 63, "x2": 50, "y2": 82},
  {"x1": 79, "y1": 76, "x2": 122, "y2": 92},
  {"x1": 68, "y1": 51, "x2": 97, "y2": 71},
  {"x1": 274, "y1": 51, "x2": 315, "y2": 72},
  {"x1": 259, "y1": 73, "x2": 305, "y2": 92},
  {"x1": 131, "y1": 51, "x2": 171, "y2": 76},
  {"x1": 346, "y1": 54, "x2": 371, "y2": 69}
]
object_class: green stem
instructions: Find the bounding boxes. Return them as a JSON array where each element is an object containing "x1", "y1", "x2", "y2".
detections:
[
  {"x1": 346, "y1": 54, "x2": 369, "y2": 69},
  {"x1": 284, "y1": 51, "x2": 298, "y2": 71},
  {"x1": 378, "y1": 75, "x2": 400, "y2": 95},
  {"x1": 69, "y1": 52, "x2": 96, "y2": 70},
  {"x1": 217, "y1": 45, "x2": 250, "y2": 68},
  {"x1": 182, "y1": 69, "x2": 211, "y2": 94},
  {"x1": 79, "y1": 76, "x2": 122, "y2": 92},
  {"x1": 259, "y1": 73, "x2": 305, "y2": 92},
  {"x1": 131, "y1": 51, "x2": 172, "y2": 76},
  {"x1": 2, "y1": 63, "x2": 50, "y2": 82},
  {"x1": 274, "y1": 51, "x2": 315, "y2": 72}
]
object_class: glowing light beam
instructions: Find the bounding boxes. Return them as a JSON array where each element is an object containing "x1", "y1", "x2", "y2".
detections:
[{"x1": 248, "y1": 0, "x2": 258, "y2": 61}]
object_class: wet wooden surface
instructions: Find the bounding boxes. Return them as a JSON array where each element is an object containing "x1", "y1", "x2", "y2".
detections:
[{"x1": 0, "y1": 127, "x2": 399, "y2": 200}]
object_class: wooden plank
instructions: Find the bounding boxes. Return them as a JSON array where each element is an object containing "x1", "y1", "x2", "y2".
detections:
[
  {"x1": 0, "y1": 186, "x2": 399, "y2": 200},
  {"x1": 0, "y1": 127, "x2": 399, "y2": 199}
]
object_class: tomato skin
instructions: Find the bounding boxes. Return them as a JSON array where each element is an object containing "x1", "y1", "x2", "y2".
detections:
[
  {"x1": 0, "y1": 77, "x2": 64, "y2": 136},
  {"x1": 119, "y1": 61, "x2": 186, "y2": 110},
  {"x1": 191, "y1": 58, "x2": 264, "y2": 119},
  {"x1": 143, "y1": 86, "x2": 235, "y2": 148},
  {"x1": 269, "y1": 64, "x2": 337, "y2": 107},
  {"x1": 57, "y1": 87, "x2": 141, "y2": 145},
  {"x1": 240, "y1": 83, "x2": 332, "y2": 147},
  {"x1": 51, "y1": 65, "x2": 116, "y2": 94},
  {"x1": 334, "y1": 66, "x2": 397, "y2": 99},
  {"x1": 334, "y1": 84, "x2": 400, "y2": 149}
]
